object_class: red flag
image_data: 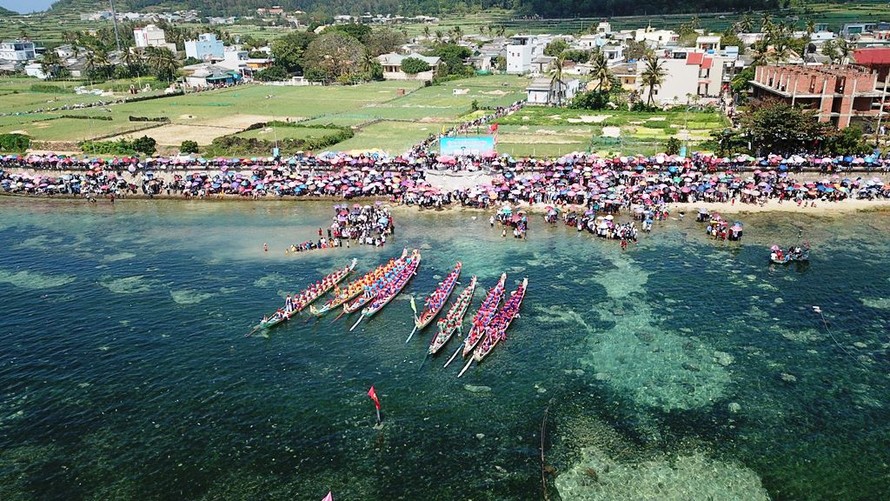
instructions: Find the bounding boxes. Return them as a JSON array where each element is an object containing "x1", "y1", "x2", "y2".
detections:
[
  {"x1": 489, "y1": 123, "x2": 499, "y2": 133},
  {"x1": 367, "y1": 386, "x2": 381, "y2": 410},
  {"x1": 322, "y1": 492, "x2": 333, "y2": 501}
]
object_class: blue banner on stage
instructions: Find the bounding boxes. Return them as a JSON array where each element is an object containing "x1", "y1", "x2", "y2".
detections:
[{"x1": 439, "y1": 136, "x2": 496, "y2": 156}]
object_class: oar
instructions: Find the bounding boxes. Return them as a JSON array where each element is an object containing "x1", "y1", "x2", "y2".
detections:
[
  {"x1": 349, "y1": 315, "x2": 364, "y2": 332},
  {"x1": 405, "y1": 324, "x2": 418, "y2": 343},
  {"x1": 418, "y1": 351, "x2": 430, "y2": 371},
  {"x1": 244, "y1": 325, "x2": 262, "y2": 338},
  {"x1": 443, "y1": 344, "x2": 462, "y2": 368},
  {"x1": 331, "y1": 308, "x2": 347, "y2": 323},
  {"x1": 457, "y1": 357, "x2": 474, "y2": 378}
]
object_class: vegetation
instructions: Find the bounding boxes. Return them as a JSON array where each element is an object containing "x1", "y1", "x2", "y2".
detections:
[
  {"x1": 0, "y1": 133, "x2": 30, "y2": 152},
  {"x1": 80, "y1": 135, "x2": 157, "y2": 156},
  {"x1": 302, "y1": 32, "x2": 368, "y2": 84},
  {"x1": 206, "y1": 122, "x2": 353, "y2": 156},
  {"x1": 401, "y1": 57, "x2": 431, "y2": 75},
  {"x1": 180, "y1": 140, "x2": 199, "y2": 154},
  {"x1": 46, "y1": 0, "x2": 780, "y2": 18},
  {"x1": 640, "y1": 57, "x2": 667, "y2": 107}
]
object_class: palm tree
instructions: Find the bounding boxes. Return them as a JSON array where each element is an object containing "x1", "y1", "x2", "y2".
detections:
[
  {"x1": 40, "y1": 50, "x2": 62, "y2": 80},
  {"x1": 837, "y1": 38, "x2": 852, "y2": 65},
  {"x1": 121, "y1": 48, "x2": 141, "y2": 77},
  {"x1": 549, "y1": 55, "x2": 566, "y2": 106},
  {"x1": 805, "y1": 19, "x2": 816, "y2": 36},
  {"x1": 422, "y1": 25, "x2": 431, "y2": 39},
  {"x1": 737, "y1": 14, "x2": 754, "y2": 34},
  {"x1": 641, "y1": 56, "x2": 666, "y2": 107},
  {"x1": 760, "y1": 13, "x2": 773, "y2": 33},
  {"x1": 496, "y1": 25, "x2": 506, "y2": 38},
  {"x1": 589, "y1": 49, "x2": 611, "y2": 92},
  {"x1": 145, "y1": 46, "x2": 180, "y2": 82},
  {"x1": 451, "y1": 25, "x2": 464, "y2": 43},
  {"x1": 435, "y1": 30, "x2": 444, "y2": 43}
]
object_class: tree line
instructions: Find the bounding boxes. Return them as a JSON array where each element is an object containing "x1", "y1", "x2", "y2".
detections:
[{"x1": 52, "y1": 0, "x2": 780, "y2": 18}]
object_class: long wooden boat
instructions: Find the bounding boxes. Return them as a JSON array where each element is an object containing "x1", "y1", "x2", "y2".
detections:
[
  {"x1": 248, "y1": 258, "x2": 357, "y2": 336},
  {"x1": 458, "y1": 278, "x2": 527, "y2": 378},
  {"x1": 405, "y1": 262, "x2": 462, "y2": 343},
  {"x1": 341, "y1": 255, "x2": 411, "y2": 314},
  {"x1": 309, "y1": 249, "x2": 407, "y2": 316},
  {"x1": 291, "y1": 258, "x2": 357, "y2": 312},
  {"x1": 443, "y1": 273, "x2": 507, "y2": 368},
  {"x1": 349, "y1": 249, "x2": 421, "y2": 331},
  {"x1": 428, "y1": 276, "x2": 477, "y2": 355}
]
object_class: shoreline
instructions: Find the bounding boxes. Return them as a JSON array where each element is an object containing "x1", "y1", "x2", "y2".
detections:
[
  {"x1": 4, "y1": 190, "x2": 890, "y2": 216},
  {"x1": 3, "y1": 167, "x2": 890, "y2": 217}
]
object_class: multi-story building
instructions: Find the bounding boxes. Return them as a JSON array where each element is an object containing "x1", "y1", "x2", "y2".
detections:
[
  {"x1": 506, "y1": 35, "x2": 548, "y2": 74},
  {"x1": 133, "y1": 25, "x2": 177, "y2": 52},
  {"x1": 0, "y1": 40, "x2": 37, "y2": 61},
  {"x1": 184, "y1": 33, "x2": 225, "y2": 61},
  {"x1": 750, "y1": 65, "x2": 890, "y2": 128}
]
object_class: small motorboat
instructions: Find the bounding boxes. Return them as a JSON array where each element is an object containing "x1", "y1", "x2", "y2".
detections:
[{"x1": 769, "y1": 243, "x2": 810, "y2": 264}]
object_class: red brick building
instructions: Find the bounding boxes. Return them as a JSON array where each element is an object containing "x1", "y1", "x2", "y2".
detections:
[
  {"x1": 750, "y1": 65, "x2": 889, "y2": 128},
  {"x1": 853, "y1": 48, "x2": 890, "y2": 81}
]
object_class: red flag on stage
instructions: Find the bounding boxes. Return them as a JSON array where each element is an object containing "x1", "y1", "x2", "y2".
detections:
[
  {"x1": 368, "y1": 386, "x2": 381, "y2": 410},
  {"x1": 322, "y1": 492, "x2": 333, "y2": 501},
  {"x1": 489, "y1": 123, "x2": 499, "y2": 133}
]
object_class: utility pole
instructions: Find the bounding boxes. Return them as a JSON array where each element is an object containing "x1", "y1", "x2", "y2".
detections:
[
  {"x1": 875, "y1": 76, "x2": 889, "y2": 148},
  {"x1": 109, "y1": 0, "x2": 122, "y2": 54}
]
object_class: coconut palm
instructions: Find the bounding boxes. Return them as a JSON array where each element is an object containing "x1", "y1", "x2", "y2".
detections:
[
  {"x1": 805, "y1": 19, "x2": 816, "y2": 36},
  {"x1": 589, "y1": 49, "x2": 612, "y2": 92},
  {"x1": 144, "y1": 46, "x2": 180, "y2": 82},
  {"x1": 641, "y1": 56, "x2": 666, "y2": 107},
  {"x1": 837, "y1": 38, "x2": 852, "y2": 64},
  {"x1": 737, "y1": 14, "x2": 754, "y2": 34},
  {"x1": 451, "y1": 25, "x2": 464, "y2": 43},
  {"x1": 39, "y1": 50, "x2": 62, "y2": 80},
  {"x1": 760, "y1": 13, "x2": 773, "y2": 33},
  {"x1": 549, "y1": 54, "x2": 566, "y2": 106},
  {"x1": 422, "y1": 25, "x2": 431, "y2": 39}
]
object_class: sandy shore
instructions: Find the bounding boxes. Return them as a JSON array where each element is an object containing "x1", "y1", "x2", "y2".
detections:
[{"x1": 4, "y1": 167, "x2": 890, "y2": 216}]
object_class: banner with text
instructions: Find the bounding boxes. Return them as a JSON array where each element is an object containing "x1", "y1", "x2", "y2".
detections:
[{"x1": 439, "y1": 136, "x2": 496, "y2": 156}]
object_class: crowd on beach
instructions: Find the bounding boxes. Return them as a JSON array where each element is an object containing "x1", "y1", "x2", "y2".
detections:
[
  {"x1": 3, "y1": 152, "x2": 890, "y2": 211},
  {"x1": 285, "y1": 203, "x2": 394, "y2": 253}
]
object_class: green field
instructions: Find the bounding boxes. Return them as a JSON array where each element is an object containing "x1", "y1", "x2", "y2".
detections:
[
  {"x1": 0, "y1": 75, "x2": 530, "y2": 154},
  {"x1": 0, "y1": 72, "x2": 734, "y2": 156},
  {"x1": 492, "y1": 107, "x2": 729, "y2": 157},
  {"x1": 234, "y1": 125, "x2": 339, "y2": 141}
]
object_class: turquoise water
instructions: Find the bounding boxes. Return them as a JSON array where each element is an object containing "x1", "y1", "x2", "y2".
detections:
[{"x1": 0, "y1": 198, "x2": 888, "y2": 500}]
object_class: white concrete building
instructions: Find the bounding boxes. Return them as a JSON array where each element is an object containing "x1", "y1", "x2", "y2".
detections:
[
  {"x1": 377, "y1": 52, "x2": 441, "y2": 80},
  {"x1": 633, "y1": 28, "x2": 679, "y2": 47},
  {"x1": 185, "y1": 34, "x2": 225, "y2": 61},
  {"x1": 0, "y1": 40, "x2": 37, "y2": 62},
  {"x1": 526, "y1": 77, "x2": 581, "y2": 105},
  {"x1": 506, "y1": 35, "x2": 549, "y2": 74},
  {"x1": 696, "y1": 35, "x2": 721, "y2": 52},
  {"x1": 577, "y1": 34, "x2": 607, "y2": 50},
  {"x1": 133, "y1": 25, "x2": 177, "y2": 52},
  {"x1": 648, "y1": 51, "x2": 730, "y2": 105},
  {"x1": 24, "y1": 62, "x2": 46, "y2": 79}
]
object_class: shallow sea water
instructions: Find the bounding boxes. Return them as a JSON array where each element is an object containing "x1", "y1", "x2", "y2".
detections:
[{"x1": 0, "y1": 198, "x2": 888, "y2": 500}]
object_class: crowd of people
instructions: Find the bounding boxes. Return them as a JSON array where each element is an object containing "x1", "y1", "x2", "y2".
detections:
[
  {"x1": 3, "y1": 152, "x2": 890, "y2": 211},
  {"x1": 285, "y1": 203, "x2": 394, "y2": 253}
]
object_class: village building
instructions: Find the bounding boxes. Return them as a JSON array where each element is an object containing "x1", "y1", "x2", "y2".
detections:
[
  {"x1": 750, "y1": 65, "x2": 890, "y2": 128},
  {"x1": 0, "y1": 40, "x2": 37, "y2": 62},
  {"x1": 376, "y1": 52, "x2": 441, "y2": 80},
  {"x1": 133, "y1": 25, "x2": 177, "y2": 52},
  {"x1": 185, "y1": 33, "x2": 225, "y2": 61},
  {"x1": 526, "y1": 77, "x2": 581, "y2": 105}
]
